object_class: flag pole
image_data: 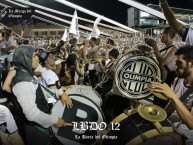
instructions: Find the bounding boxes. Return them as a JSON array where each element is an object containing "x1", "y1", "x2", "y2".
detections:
[{"x1": 35, "y1": 10, "x2": 112, "y2": 37}]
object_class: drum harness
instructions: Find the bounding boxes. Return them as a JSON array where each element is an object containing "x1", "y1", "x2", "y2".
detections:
[
  {"x1": 164, "y1": 79, "x2": 193, "y2": 134},
  {"x1": 94, "y1": 60, "x2": 116, "y2": 90}
]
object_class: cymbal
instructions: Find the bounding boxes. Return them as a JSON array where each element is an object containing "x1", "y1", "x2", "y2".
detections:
[
  {"x1": 137, "y1": 45, "x2": 152, "y2": 52},
  {"x1": 137, "y1": 104, "x2": 167, "y2": 122},
  {"x1": 146, "y1": 84, "x2": 168, "y2": 100}
]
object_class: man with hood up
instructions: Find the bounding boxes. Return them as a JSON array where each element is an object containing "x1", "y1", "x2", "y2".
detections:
[{"x1": 12, "y1": 45, "x2": 68, "y2": 145}]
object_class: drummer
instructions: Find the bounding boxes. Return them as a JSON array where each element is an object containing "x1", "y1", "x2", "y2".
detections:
[
  {"x1": 100, "y1": 48, "x2": 133, "y2": 123},
  {"x1": 149, "y1": 45, "x2": 193, "y2": 144},
  {"x1": 145, "y1": 27, "x2": 177, "y2": 108},
  {"x1": 39, "y1": 50, "x2": 73, "y2": 108},
  {"x1": 12, "y1": 46, "x2": 70, "y2": 145},
  {"x1": 95, "y1": 48, "x2": 119, "y2": 99},
  {"x1": 145, "y1": 26, "x2": 177, "y2": 87}
]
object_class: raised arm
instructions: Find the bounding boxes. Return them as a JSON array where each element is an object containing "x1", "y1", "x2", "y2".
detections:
[
  {"x1": 1, "y1": 46, "x2": 16, "y2": 53},
  {"x1": 2, "y1": 70, "x2": 16, "y2": 93},
  {"x1": 159, "y1": 0, "x2": 186, "y2": 37},
  {"x1": 150, "y1": 82, "x2": 193, "y2": 129}
]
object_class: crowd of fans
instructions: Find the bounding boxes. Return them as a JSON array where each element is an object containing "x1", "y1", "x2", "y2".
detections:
[{"x1": 0, "y1": 0, "x2": 193, "y2": 144}]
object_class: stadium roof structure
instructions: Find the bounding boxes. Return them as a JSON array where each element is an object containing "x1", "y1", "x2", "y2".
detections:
[
  {"x1": 0, "y1": 0, "x2": 138, "y2": 35},
  {"x1": 147, "y1": 4, "x2": 193, "y2": 24},
  {"x1": 147, "y1": 4, "x2": 193, "y2": 15}
]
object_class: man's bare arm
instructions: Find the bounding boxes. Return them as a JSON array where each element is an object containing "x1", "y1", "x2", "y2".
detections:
[
  {"x1": 1, "y1": 46, "x2": 16, "y2": 53},
  {"x1": 159, "y1": 0, "x2": 186, "y2": 37}
]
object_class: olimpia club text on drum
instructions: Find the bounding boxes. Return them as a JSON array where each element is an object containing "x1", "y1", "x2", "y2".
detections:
[
  {"x1": 123, "y1": 73, "x2": 153, "y2": 83},
  {"x1": 72, "y1": 121, "x2": 120, "y2": 131}
]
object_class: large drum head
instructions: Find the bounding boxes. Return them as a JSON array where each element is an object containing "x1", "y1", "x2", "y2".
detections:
[
  {"x1": 65, "y1": 85, "x2": 102, "y2": 107},
  {"x1": 51, "y1": 95, "x2": 105, "y2": 145},
  {"x1": 115, "y1": 54, "x2": 161, "y2": 99}
]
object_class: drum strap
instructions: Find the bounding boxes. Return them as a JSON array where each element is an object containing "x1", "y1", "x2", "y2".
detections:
[
  {"x1": 159, "y1": 45, "x2": 175, "y2": 53},
  {"x1": 165, "y1": 84, "x2": 193, "y2": 116},
  {"x1": 94, "y1": 60, "x2": 116, "y2": 89}
]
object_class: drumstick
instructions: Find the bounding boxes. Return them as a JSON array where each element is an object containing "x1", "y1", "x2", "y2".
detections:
[
  {"x1": 65, "y1": 122, "x2": 73, "y2": 126},
  {"x1": 63, "y1": 122, "x2": 81, "y2": 128}
]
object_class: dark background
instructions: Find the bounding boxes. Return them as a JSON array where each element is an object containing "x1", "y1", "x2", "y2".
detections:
[{"x1": 0, "y1": 0, "x2": 193, "y2": 26}]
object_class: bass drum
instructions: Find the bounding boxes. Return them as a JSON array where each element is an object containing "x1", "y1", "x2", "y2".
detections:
[
  {"x1": 65, "y1": 85, "x2": 102, "y2": 107},
  {"x1": 115, "y1": 50, "x2": 145, "y2": 71},
  {"x1": 98, "y1": 109, "x2": 173, "y2": 145},
  {"x1": 51, "y1": 94, "x2": 105, "y2": 145},
  {"x1": 115, "y1": 50, "x2": 161, "y2": 99}
]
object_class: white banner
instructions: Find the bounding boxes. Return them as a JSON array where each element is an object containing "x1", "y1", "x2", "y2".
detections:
[
  {"x1": 90, "y1": 16, "x2": 102, "y2": 38},
  {"x1": 61, "y1": 28, "x2": 68, "y2": 41},
  {"x1": 69, "y1": 10, "x2": 80, "y2": 39}
]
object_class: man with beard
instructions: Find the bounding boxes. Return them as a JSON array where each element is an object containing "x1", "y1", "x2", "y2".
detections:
[{"x1": 149, "y1": 45, "x2": 193, "y2": 144}]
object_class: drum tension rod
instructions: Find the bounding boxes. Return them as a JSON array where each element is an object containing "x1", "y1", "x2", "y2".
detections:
[
  {"x1": 151, "y1": 122, "x2": 164, "y2": 134},
  {"x1": 128, "y1": 116, "x2": 148, "y2": 142}
]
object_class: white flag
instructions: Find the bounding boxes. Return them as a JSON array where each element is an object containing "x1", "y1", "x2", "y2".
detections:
[
  {"x1": 61, "y1": 28, "x2": 68, "y2": 41},
  {"x1": 90, "y1": 16, "x2": 102, "y2": 38},
  {"x1": 69, "y1": 10, "x2": 80, "y2": 39}
]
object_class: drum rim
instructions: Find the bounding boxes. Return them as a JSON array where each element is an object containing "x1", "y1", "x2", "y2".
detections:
[
  {"x1": 115, "y1": 55, "x2": 162, "y2": 99},
  {"x1": 68, "y1": 94, "x2": 105, "y2": 121},
  {"x1": 50, "y1": 94, "x2": 106, "y2": 145},
  {"x1": 115, "y1": 51, "x2": 147, "y2": 70},
  {"x1": 65, "y1": 85, "x2": 103, "y2": 106},
  {"x1": 51, "y1": 93, "x2": 106, "y2": 122}
]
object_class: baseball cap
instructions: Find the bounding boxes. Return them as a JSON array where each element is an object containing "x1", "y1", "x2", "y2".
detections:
[{"x1": 39, "y1": 51, "x2": 51, "y2": 64}]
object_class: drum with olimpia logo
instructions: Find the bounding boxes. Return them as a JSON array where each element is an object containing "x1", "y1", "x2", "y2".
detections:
[{"x1": 114, "y1": 49, "x2": 162, "y2": 99}]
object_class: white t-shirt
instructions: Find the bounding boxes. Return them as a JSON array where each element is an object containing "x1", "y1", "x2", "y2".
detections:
[
  {"x1": 170, "y1": 78, "x2": 193, "y2": 141},
  {"x1": 184, "y1": 27, "x2": 193, "y2": 46},
  {"x1": 41, "y1": 67, "x2": 63, "y2": 98},
  {"x1": 0, "y1": 105, "x2": 18, "y2": 145},
  {"x1": 161, "y1": 46, "x2": 177, "y2": 72},
  {"x1": 41, "y1": 67, "x2": 59, "y2": 87},
  {"x1": 172, "y1": 78, "x2": 193, "y2": 110},
  {"x1": 0, "y1": 105, "x2": 18, "y2": 135}
]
